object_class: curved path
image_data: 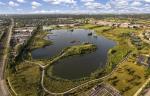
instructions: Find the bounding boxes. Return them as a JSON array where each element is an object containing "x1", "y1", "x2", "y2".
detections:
[
  {"x1": 25, "y1": 51, "x2": 132, "y2": 95},
  {"x1": 133, "y1": 78, "x2": 150, "y2": 96}
]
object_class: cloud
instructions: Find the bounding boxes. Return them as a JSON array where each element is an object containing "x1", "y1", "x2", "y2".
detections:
[
  {"x1": 81, "y1": 0, "x2": 94, "y2": 2},
  {"x1": 131, "y1": 1, "x2": 142, "y2": 6},
  {"x1": 144, "y1": 0, "x2": 150, "y2": 3},
  {"x1": 16, "y1": 0, "x2": 25, "y2": 3},
  {"x1": 1, "y1": 0, "x2": 150, "y2": 14},
  {"x1": 0, "y1": 2, "x2": 5, "y2": 5},
  {"x1": 16, "y1": 8, "x2": 23, "y2": 11},
  {"x1": 81, "y1": 0, "x2": 104, "y2": 10},
  {"x1": 43, "y1": 0, "x2": 76, "y2": 5},
  {"x1": 31, "y1": 1, "x2": 42, "y2": 9},
  {"x1": 84, "y1": 2, "x2": 103, "y2": 9},
  {"x1": 8, "y1": 1, "x2": 19, "y2": 7},
  {"x1": 109, "y1": 0, "x2": 129, "y2": 9}
]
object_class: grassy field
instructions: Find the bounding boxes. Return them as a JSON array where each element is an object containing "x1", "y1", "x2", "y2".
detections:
[
  {"x1": 45, "y1": 43, "x2": 97, "y2": 72},
  {"x1": 7, "y1": 62, "x2": 43, "y2": 96},
  {"x1": 30, "y1": 31, "x2": 52, "y2": 50},
  {"x1": 43, "y1": 44, "x2": 97, "y2": 92},
  {"x1": 44, "y1": 74, "x2": 103, "y2": 94},
  {"x1": 43, "y1": 75, "x2": 89, "y2": 93},
  {"x1": 7, "y1": 24, "x2": 150, "y2": 95},
  {"x1": 62, "y1": 44, "x2": 96, "y2": 57},
  {"x1": 106, "y1": 55, "x2": 148, "y2": 96},
  {"x1": 34, "y1": 43, "x2": 97, "y2": 66},
  {"x1": 81, "y1": 24, "x2": 139, "y2": 70}
]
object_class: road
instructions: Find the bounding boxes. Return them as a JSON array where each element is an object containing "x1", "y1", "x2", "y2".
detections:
[
  {"x1": 0, "y1": 18, "x2": 14, "y2": 96},
  {"x1": 133, "y1": 78, "x2": 150, "y2": 96}
]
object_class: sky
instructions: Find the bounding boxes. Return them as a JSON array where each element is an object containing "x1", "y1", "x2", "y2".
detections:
[{"x1": 0, "y1": 0, "x2": 150, "y2": 14}]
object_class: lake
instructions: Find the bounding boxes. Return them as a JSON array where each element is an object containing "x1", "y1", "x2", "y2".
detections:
[{"x1": 31, "y1": 29, "x2": 116, "y2": 79}]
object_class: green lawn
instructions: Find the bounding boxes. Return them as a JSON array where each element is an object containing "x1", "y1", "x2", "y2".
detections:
[
  {"x1": 30, "y1": 31, "x2": 52, "y2": 50},
  {"x1": 7, "y1": 62, "x2": 42, "y2": 96},
  {"x1": 107, "y1": 55, "x2": 148, "y2": 96},
  {"x1": 7, "y1": 24, "x2": 150, "y2": 95},
  {"x1": 62, "y1": 44, "x2": 96, "y2": 57},
  {"x1": 94, "y1": 27, "x2": 138, "y2": 71},
  {"x1": 43, "y1": 44, "x2": 97, "y2": 92},
  {"x1": 43, "y1": 75, "x2": 89, "y2": 93}
]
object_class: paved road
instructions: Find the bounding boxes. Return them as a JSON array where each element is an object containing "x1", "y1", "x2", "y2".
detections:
[
  {"x1": 133, "y1": 78, "x2": 150, "y2": 96},
  {"x1": 0, "y1": 18, "x2": 14, "y2": 96}
]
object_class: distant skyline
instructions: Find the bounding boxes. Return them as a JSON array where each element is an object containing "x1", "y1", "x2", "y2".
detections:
[{"x1": 0, "y1": 0, "x2": 150, "y2": 14}]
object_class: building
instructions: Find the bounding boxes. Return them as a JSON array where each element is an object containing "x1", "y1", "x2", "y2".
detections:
[
  {"x1": 119, "y1": 23, "x2": 130, "y2": 28},
  {"x1": 137, "y1": 55, "x2": 150, "y2": 66},
  {"x1": 143, "y1": 31, "x2": 150, "y2": 41},
  {"x1": 129, "y1": 24, "x2": 141, "y2": 28}
]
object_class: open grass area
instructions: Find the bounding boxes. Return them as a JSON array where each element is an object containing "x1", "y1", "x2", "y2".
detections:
[
  {"x1": 30, "y1": 31, "x2": 52, "y2": 50},
  {"x1": 44, "y1": 74, "x2": 103, "y2": 94},
  {"x1": 43, "y1": 75, "x2": 89, "y2": 93},
  {"x1": 7, "y1": 24, "x2": 150, "y2": 95},
  {"x1": 62, "y1": 43, "x2": 97, "y2": 57},
  {"x1": 45, "y1": 43, "x2": 97, "y2": 71},
  {"x1": 43, "y1": 44, "x2": 97, "y2": 92},
  {"x1": 30, "y1": 37, "x2": 52, "y2": 50},
  {"x1": 95, "y1": 27, "x2": 140, "y2": 40},
  {"x1": 93, "y1": 27, "x2": 143, "y2": 71},
  {"x1": 79, "y1": 24, "x2": 98, "y2": 29},
  {"x1": 35, "y1": 43, "x2": 97, "y2": 66},
  {"x1": 138, "y1": 42, "x2": 150, "y2": 55},
  {"x1": 106, "y1": 55, "x2": 148, "y2": 96},
  {"x1": 79, "y1": 24, "x2": 111, "y2": 31},
  {"x1": 7, "y1": 62, "x2": 42, "y2": 96},
  {"x1": 43, "y1": 25, "x2": 56, "y2": 30},
  {"x1": 107, "y1": 45, "x2": 132, "y2": 71}
]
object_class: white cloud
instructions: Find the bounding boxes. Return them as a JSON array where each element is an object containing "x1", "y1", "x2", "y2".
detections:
[
  {"x1": 84, "y1": 2, "x2": 103, "y2": 9},
  {"x1": 16, "y1": 8, "x2": 23, "y2": 11},
  {"x1": 16, "y1": 0, "x2": 25, "y2": 3},
  {"x1": 0, "y1": 2, "x2": 5, "y2": 5},
  {"x1": 31, "y1": 1, "x2": 42, "y2": 9},
  {"x1": 131, "y1": 1, "x2": 142, "y2": 6},
  {"x1": 81, "y1": 0, "x2": 94, "y2": 2},
  {"x1": 109, "y1": 0, "x2": 129, "y2": 9},
  {"x1": 144, "y1": 0, "x2": 150, "y2": 3},
  {"x1": 8, "y1": 1, "x2": 19, "y2": 7},
  {"x1": 1, "y1": 0, "x2": 150, "y2": 14},
  {"x1": 81, "y1": 0, "x2": 104, "y2": 10},
  {"x1": 43, "y1": 0, "x2": 76, "y2": 5}
]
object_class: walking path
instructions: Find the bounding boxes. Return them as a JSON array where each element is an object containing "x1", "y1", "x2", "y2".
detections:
[
  {"x1": 133, "y1": 78, "x2": 150, "y2": 96},
  {"x1": 0, "y1": 18, "x2": 14, "y2": 96},
  {"x1": 26, "y1": 51, "x2": 132, "y2": 95}
]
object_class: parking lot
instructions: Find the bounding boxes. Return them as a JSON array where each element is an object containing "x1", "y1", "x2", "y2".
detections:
[{"x1": 87, "y1": 83, "x2": 122, "y2": 96}]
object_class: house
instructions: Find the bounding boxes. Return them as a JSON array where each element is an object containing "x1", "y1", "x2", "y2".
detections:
[
  {"x1": 97, "y1": 21, "x2": 114, "y2": 26},
  {"x1": 129, "y1": 24, "x2": 141, "y2": 28},
  {"x1": 143, "y1": 31, "x2": 150, "y2": 41},
  {"x1": 137, "y1": 55, "x2": 150, "y2": 66},
  {"x1": 119, "y1": 23, "x2": 130, "y2": 28}
]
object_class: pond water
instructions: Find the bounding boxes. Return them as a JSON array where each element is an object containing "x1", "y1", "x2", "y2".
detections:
[{"x1": 31, "y1": 29, "x2": 116, "y2": 79}]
